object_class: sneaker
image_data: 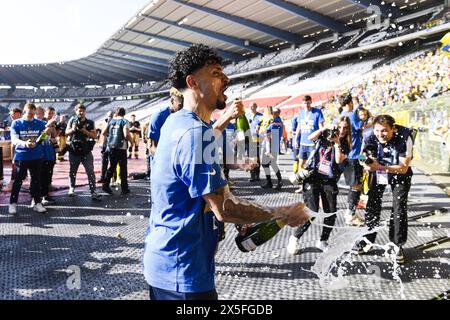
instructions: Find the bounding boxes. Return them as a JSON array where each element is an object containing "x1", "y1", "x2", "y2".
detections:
[
  {"x1": 287, "y1": 235, "x2": 301, "y2": 255},
  {"x1": 396, "y1": 247, "x2": 406, "y2": 265},
  {"x1": 42, "y1": 196, "x2": 56, "y2": 205},
  {"x1": 33, "y1": 203, "x2": 47, "y2": 213},
  {"x1": 8, "y1": 203, "x2": 17, "y2": 215},
  {"x1": 353, "y1": 242, "x2": 373, "y2": 255},
  {"x1": 68, "y1": 187, "x2": 75, "y2": 196},
  {"x1": 344, "y1": 209, "x2": 354, "y2": 225},
  {"x1": 102, "y1": 185, "x2": 113, "y2": 195},
  {"x1": 350, "y1": 212, "x2": 365, "y2": 227},
  {"x1": 261, "y1": 182, "x2": 273, "y2": 189},
  {"x1": 315, "y1": 240, "x2": 329, "y2": 252},
  {"x1": 91, "y1": 192, "x2": 101, "y2": 200}
]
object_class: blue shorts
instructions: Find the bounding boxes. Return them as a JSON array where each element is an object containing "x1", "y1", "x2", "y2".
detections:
[
  {"x1": 149, "y1": 285, "x2": 218, "y2": 300},
  {"x1": 299, "y1": 145, "x2": 315, "y2": 160}
]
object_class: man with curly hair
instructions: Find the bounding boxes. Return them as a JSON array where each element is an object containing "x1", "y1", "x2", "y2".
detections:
[{"x1": 143, "y1": 44, "x2": 311, "y2": 300}]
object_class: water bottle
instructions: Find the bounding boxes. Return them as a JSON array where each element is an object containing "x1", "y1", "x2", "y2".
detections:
[{"x1": 235, "y1": 220, "x2": 286, "y2": 252}]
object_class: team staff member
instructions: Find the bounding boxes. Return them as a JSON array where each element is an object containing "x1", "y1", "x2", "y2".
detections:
[
  {"x1": 128, "y1": 114, "x2": 141, "y2": 159},
  {"x1": 247, "y1": 102, "x2": 263, "y2": 182},
  {"x1": 143, "y1": 44, "x2": 310, "y2": 301},
  {"x1": 357, "y1": 115, "x2": 414, "y2": 264},
  {"x1": 287, "y1": 117, "x2": 351, "y2": 254},
  {"x1": 39, "y1": 107, "x2": 58, "y2": 205},
  {"x1": 295, "y1": 95, "x2": 325, "y2": 192},
  {"x1": 9, "y1": 103, "x2": 55, "y2": 215},
  {"x1": 102, "y1": 107, "x2": 132, "y2": 195}
]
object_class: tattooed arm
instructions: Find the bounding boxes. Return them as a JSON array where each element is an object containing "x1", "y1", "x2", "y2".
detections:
[{"x1": 203, "y1": 186, "x2": 310, "y2": 227}]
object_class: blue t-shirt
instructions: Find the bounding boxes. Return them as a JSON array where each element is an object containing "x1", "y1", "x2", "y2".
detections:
[
  {"x1": 11, "y1": 118, "x2": 46, "y2": 161},
  {"x1": 143, "y1": 109, "x2": 228, "y2": 293},
  {"x1": 148, "y1": 106, "x2": 171, "y2": 142},
  {"x1": 247, "y1": 112, "x2": 263, "y2": 141},
  {"x1": 340, "y1": 110, "x2": 363, "y2": 160},
  {"x1": 297, "y1": 108, "x2": 324, "y2": 146}
]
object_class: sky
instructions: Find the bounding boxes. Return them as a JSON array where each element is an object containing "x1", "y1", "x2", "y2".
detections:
[{"x1": 0, "y1": 0, "x2": 150, "y2": 64}]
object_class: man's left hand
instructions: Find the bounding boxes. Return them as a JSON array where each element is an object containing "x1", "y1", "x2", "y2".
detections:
[{"x1": 226, "y1": 99, "x2": 245, "y2": 120}]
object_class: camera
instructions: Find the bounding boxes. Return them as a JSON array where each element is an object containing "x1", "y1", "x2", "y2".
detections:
[
  {"x1": 74, "y1": 117, "x2": 85, "y2": 130},
  {"x1": 288, "y1": 169, "x2": 313, "y2": 185},
  {"x1": 323, "y1": 128, "x2": 339, "y2": 141},
  {"x1": 359, "y1": 144, "x2": 377, "y2": 165}
]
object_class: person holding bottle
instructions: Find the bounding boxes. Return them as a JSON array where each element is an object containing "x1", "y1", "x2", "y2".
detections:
[
  {"x1": 143, "y1": 44, "x2": 311, "y2": 301},
  {"x1": 246, "y1": 102, "x2": 263, "y2": 182},
  {"x1": 8, "y1": 103, "x2": 56, "y2": 215},
  {"x1": 287, "y1": 116, "x2": 352, "y2": 254}
]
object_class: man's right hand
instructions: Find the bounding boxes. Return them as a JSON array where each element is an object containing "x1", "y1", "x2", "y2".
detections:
[
  {"x1": 276, "y1": 202, "x2": 311, "y2": 227},
  {"x1": 25, "y1": 140, "x2": 36, "y2": 148}
]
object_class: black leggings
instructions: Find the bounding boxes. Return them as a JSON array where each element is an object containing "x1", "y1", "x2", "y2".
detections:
[{"x1": 294, "y1": 179, "x2": 338, "y2": 241}]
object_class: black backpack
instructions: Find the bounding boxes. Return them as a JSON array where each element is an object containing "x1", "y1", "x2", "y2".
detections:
[{"x1": 107, "y1": 118, "x2": 127, "y2": 151}]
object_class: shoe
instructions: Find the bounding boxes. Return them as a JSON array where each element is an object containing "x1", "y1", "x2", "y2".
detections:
[
  {"x1": 68, "y1": 187, "x2": 75, "y2": 196},
  {"x1": 344, "y1": 209, "x2": 354, "y2": 225},
  {"x1": 350, "y1": 212, "x2": 365, "y2": 227},
  {"x1": 396, "y1": 247, "x2": 406, "y2": 265},
  {"x1": 91, "y1": 192, "x2": 101, "y2": 200},
  {"x1": 33, "y1": 203, "x2": 47, "y2": 213},
  {"x1": 315, "y1": 240, "x2": 329, "y2": 252},
  {"x1": 42, "y1": 196, "x2": 56, "y2": 205},
  {"x1": 102, "y1": 185, "x2": 113, "y2": 195},
  {"x1": 353, "y1": 242, "x2": 373, "y2": 255},
  {"x1": 8, "y1": 203, "x2": 17, "y2": 215},
  {"x1": 287, "y1": 235, "x2": 301, "y2": 255},
  {"x1": 135, "y1": 155, "x2": 138, "y2": 159},
  {"x1": 261, "y1": 182, "x2": 273, "y2": 189},
  {"x1": 275, "y1": 181, "x2": 283, "y2": 190}
]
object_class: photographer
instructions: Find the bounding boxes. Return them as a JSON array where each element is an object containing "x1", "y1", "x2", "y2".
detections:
[
  {"x1": 356, "y1": 115, "x2": 414, "y2": 264},
  {"x1": 66, "y1": 104, "x2": 100, "y2": 200},
  {"x1": 287, "y1": 116, "x2": 351, "y2": 254}
]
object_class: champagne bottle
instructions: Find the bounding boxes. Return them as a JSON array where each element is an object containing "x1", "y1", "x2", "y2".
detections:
[
  {"x1": 236, "y1": 115, "x2": 250, "y2": 142},
  {"x1": 235, "y1": 220, "x2": 286, "y2": 252},
  {"x1": 36, "y1": 132, "x2": 48, "y2": 144}
]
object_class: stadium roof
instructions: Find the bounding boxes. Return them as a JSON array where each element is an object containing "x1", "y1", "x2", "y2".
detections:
[{"x1": 0, "y1": 0, "x2": 440, "y2": 87}]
